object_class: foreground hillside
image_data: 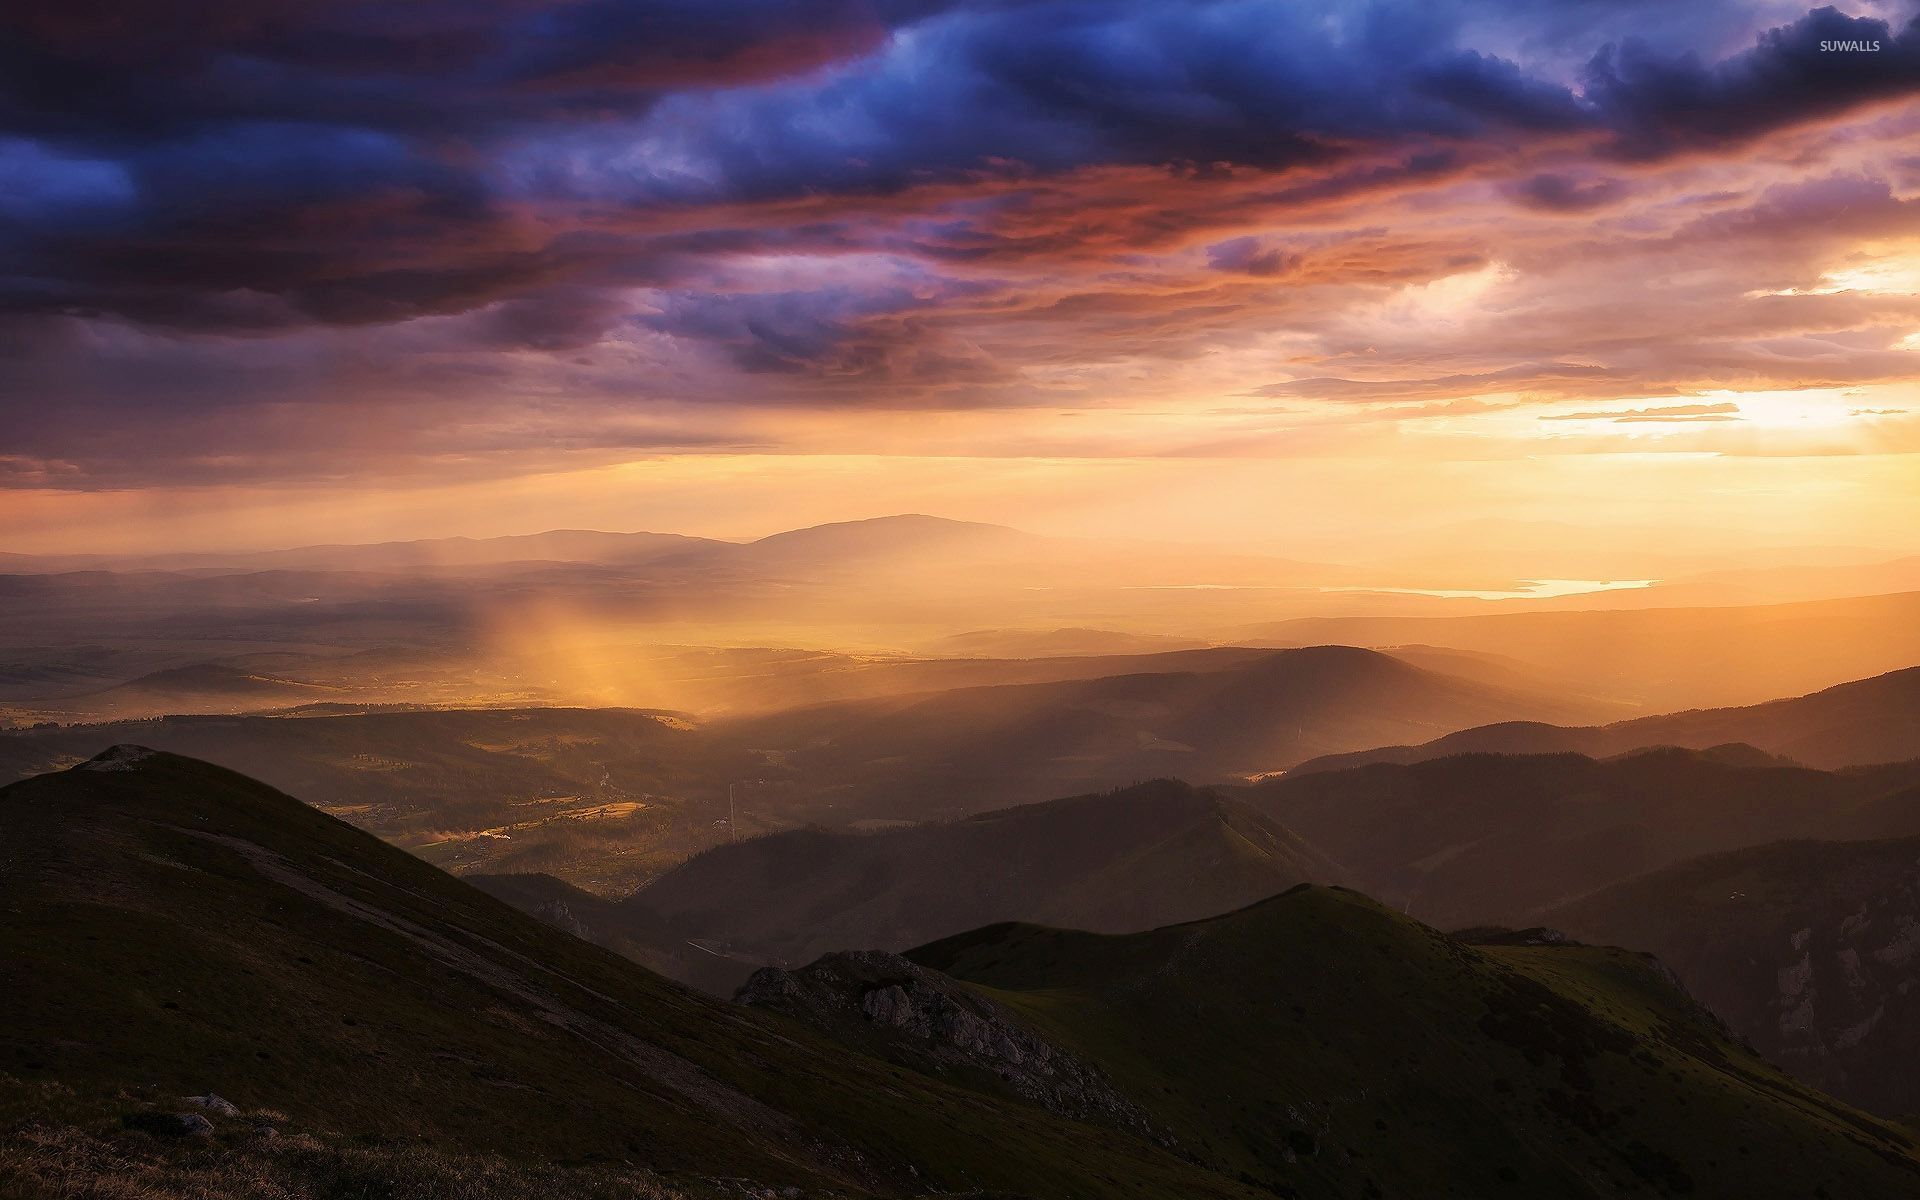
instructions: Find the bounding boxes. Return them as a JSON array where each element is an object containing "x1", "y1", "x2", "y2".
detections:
[
  {"x1": 1290, "y1": 665, "x2": 1920, "y2": 775},
  {"x1": 12, "y1": 752, "x2": 1920, "y2": 1196},
  {"x1": 1549, "y1": 835, "x2": 1920, "y2": 1120},
  {"x1": 0, "y1": 750, "x2": 1262, "y2": 1199},
  {"x1": 1247, "y1": 748, "x2": 1920, "y2": 927},
  {"x1": 574, "y1": 779, "x2": 1344, "y2": 992},
  {"x1": 754, "y1": 887, "x2": 1920, "y2": 1198}
]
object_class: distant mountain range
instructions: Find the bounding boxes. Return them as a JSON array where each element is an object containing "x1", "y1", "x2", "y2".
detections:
[
  {"x1": 10, "y1": 518, "x2": 1920, "y2": 727},
  {"x1": 0, "y1": 646, "x2": 1617, "y2": 866},
  {"x1": 0, "y1": 514, "x2": 1344, "y2": 586},
  {"x1": 1289, "y1": 665, "x2": 1920, "y2": 773},
  {"x1": 1236, "y1": 590, "x2": 1920, "y2": 709},
  {"x1": 9, "y1": 750, "x2": 1919, "y2": 1198},
  {"x1": 6, "y1": 639, "x2": 1292, "y2": 720},
  {"x1": 0, "y1": 528, "x2": 725, "y2": 574},
  {"x1": 716, "y1": 644, "x2": 1619, "y2": 812}
]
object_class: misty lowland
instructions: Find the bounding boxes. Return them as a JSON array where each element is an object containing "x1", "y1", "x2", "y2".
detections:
[{"x1": 7, "y1": 2, "x2": 1920, "y2": 1198}]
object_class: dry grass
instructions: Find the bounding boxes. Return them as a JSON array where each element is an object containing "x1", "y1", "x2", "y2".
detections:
[{"x1": 0, "y1": 1124, "x2": 702, "y2": 1200}]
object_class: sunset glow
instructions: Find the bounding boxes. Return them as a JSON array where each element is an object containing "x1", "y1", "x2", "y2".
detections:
[{"x1": 2, "y1": 1, "x2": 1917, "y2": 565}]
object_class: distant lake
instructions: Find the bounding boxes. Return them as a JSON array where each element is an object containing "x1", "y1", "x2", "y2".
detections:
[{"x1": 1123, "y1": 579, "x2": 1659, "y2": 601}]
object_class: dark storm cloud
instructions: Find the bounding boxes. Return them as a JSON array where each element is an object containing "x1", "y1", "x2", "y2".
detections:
[
  {"x1": 0, "y1": 0, "x2": 969, "y2": 331},
  {"x1": 3, "y1": 0, "x2": 1916, "y2": 344},
  {"x1": 0, "y1": 0, "x2": 951, "y2": 145},
  {"x1": 603, "y1": 2, "x2": 1591, "y2": 206},
  {"x1": 1584, "y1": 6, "x2": 1920, "y2": 160},
  {"x1": 1508, "y1": 172, "x2": 1629, "y2": 212},
  {"x1": 3, "y1": 0, "x2": 1920, "y2": 492},
  {"x1": 638, "y1": 272, "x2": 1003, "y2": 378}
]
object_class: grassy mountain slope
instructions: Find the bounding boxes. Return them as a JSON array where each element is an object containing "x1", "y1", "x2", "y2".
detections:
[
  {"x1": 1247, "y1": 749, "x2": 1920, "y2": 928},
  {"x1": 614, "y1": 779, "x2": 1343, "y2": 992},
  {"x1": 1548, "y1": 835, "x2": 1920, "y2": 1120},
  {"x1": 908, "y1": 887, "x2": 1920, "y2": 1199},
  {"x1": 0, "y1": 749, "x2": 1265, "y2": 1199}
]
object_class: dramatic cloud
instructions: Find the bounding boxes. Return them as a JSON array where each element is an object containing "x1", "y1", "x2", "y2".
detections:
[{"x1": 2, "y1": 0, "x2": 1920, "y2": 498}]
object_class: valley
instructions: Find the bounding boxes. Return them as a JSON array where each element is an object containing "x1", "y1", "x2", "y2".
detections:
[{"x1": 6, "y1": 520, "x2": 1920, "y2": 1195}]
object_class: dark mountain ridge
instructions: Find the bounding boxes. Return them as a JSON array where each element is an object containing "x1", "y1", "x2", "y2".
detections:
[
  {"x1": 1235, "y1": 590, "x2": 1920, "y2": 710},
  {"x1": 1289, "y1": 664, "x2": 1920, "y2": 774},
  {"x1": 717, "y1": 644, "x2": 1616, "y2": 813},
  {"x1": 610, "y1": 778, "x2": 1344, "y2": 992},
  {"x1": 1246, "y1": 747, "x2": 1920, "y2": 930}
]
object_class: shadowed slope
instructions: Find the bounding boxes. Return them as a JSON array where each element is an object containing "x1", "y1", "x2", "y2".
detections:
[
  {"x1": 1549, "y1": 835, "x2": 1920, "y2": 1120},
  {"x1": 1247, "y1": 748, "x2": 1920, "y2": 928},
  {"x1": 600, "y1": 779, "x2": 1343, "y2": 993}
]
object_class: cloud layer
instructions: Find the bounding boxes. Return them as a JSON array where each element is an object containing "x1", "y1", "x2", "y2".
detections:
[{"x1": 2, "y1": 0, "x2": 1920, "y2": 488}]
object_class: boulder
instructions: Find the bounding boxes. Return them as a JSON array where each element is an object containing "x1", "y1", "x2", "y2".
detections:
[{"x1": 123, "y1": 1111, "x2": 215, "y2": 1138}]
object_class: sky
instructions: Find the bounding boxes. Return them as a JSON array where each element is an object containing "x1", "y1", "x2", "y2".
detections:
[{"x1": 3, "y1": 0, "x2": 1920, "y2": 557}]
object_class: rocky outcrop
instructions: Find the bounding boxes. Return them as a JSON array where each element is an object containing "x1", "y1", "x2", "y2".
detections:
[
  {"x1": 123, "y1": 1111, "x2": 214, "y2": 1138},
  {"x1": 1554, "y1": 837, "x2": 1920, "y2": 1118},
  {"x1": 738, "y1": 950, "x2": 1166, "y2": 1143},
  {"x1": 82, "y1": 745, "x2": 157, "y2": 773},
  {"x1": 1768, "y1": 885, "x2": 1920, "y2": 1111}
]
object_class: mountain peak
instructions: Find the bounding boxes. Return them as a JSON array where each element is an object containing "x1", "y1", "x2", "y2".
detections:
[
  {"x1": 77, "y1": 744, "x2": 158, "y2": 772},
  {"x1": 749, "y1": 513, "x2": 1029, "y2": 545}
]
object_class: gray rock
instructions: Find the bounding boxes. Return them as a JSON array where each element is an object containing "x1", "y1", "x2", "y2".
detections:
[
  {"x1": 124, "y1": 1111, "x2": 215, "y2": 1138},
  {"x1": 739, "y1": 949, "x2": 1168, "y2": 1144},
  {"x1": 184, "y1": 1093, "x2": 239, "y2": 1116}
]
